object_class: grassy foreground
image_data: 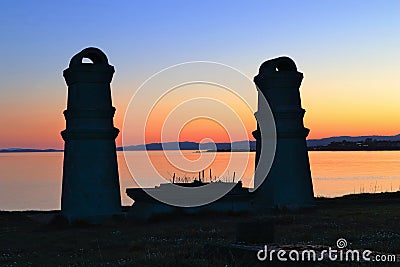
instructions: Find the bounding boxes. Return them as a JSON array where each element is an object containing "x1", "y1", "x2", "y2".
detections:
[{"x1": 1, "y1": 192, "x2": 400, "y2": 266}]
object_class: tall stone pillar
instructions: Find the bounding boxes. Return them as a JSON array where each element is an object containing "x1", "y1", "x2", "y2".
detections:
[
  {"x1": 61, "y1": 47, "x2": 121, "y2": 223},
  {"x1": 253, "y1": 57, "x2": 314, "y2": 208}
]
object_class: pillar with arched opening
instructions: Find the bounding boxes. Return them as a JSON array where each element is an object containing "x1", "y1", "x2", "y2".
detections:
[
  {"x1": 253, "y1": 56, "x2": 314, "y2": 209},
  {"x1": 61, "y1": 47, "x2": 121, "y2": 223}
]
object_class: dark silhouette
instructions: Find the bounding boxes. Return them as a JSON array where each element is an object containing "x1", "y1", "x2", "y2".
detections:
[
  {"x1": 118, "y1": 140, "x2": 256, "y2": 151},
  {"x1": 61, "y1": 47, "x2": 121, "y2": 224},
  {"x1": 307, "y1": 134, "x2": 400, "y2": 147},
  {"x1": 309, "y1": 138, "x2": 400, "y2": 151},
  {"x1": 252, "y1": 56, "x2": 315, "y2": 209}
]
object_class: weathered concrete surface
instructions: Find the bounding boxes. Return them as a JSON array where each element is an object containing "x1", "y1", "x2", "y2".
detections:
[
  {"x1": 61, "y1": 47, "x2": 121, "y2": 223},
  {"x1": 253, "y1": 56, "x2": 315, "y2": 209}
]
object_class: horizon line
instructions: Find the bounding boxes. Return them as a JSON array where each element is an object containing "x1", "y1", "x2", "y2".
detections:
[{"x1": 2, "y1": 133, "x2": 400, "y2": 151}]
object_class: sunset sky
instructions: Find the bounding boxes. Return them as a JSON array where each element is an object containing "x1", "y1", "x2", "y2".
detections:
[{"x1": 0, "y1": 0, "x2": 399, "y2": 149}]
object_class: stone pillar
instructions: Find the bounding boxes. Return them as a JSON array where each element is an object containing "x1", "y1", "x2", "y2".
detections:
[
  {"x1": 61, "y1": 47, "x2": 121, "y2": 223},
  {"x1": 253, "y1": 57, "x2": 314, "y2": 208}
]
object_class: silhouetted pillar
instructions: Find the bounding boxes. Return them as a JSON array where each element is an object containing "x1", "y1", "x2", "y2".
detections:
[
  {"x1": 61, "y1": 47, "x2": 121, "y2": 223},
  {"x1": 253, "y1": 57, "x2": 314, "y2": 208}
]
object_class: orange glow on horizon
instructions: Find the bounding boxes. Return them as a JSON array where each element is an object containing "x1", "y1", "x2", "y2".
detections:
[
  {"x1": 1, "y1": 74, "x2": 399, "y2": 149},
  {"x1": 178, "y1": 118, "x2": 230, "y2": 143},
  {"x1": 141, "y1": 83, "x2": 257, "y2": 145}
]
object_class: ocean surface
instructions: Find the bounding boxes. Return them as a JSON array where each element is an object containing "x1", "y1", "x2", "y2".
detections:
[{"x1": 0, "y1": 151, "x2": 399, "y2": 211}]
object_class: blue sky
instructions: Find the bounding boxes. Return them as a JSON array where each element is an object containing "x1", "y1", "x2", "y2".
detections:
[{"x1": 2, "y1": 1, "x2": 398, "y2": 79}]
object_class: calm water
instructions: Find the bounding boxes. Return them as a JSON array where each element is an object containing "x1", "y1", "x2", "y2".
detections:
[{"x1": 0, "y1": 151, "x2": 399, "y2": 210}]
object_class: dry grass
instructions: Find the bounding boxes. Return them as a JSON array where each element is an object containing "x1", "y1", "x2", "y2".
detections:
[{"x1": 1, "y1": 192, "x2": 400, "y2": 266}]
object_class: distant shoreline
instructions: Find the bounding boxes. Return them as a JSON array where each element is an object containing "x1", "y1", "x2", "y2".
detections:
[
  {"x1": 2, "y1": 135, "x2": 400, "y2": 153},
  {"x1": 308, "y1": 148, "x2": 400, "y2": 151},
  {"x1": 2, "y1": 148, "x2": 400, "y2": 153},
  {"x1": 0, "y1": 149, "x2": 63, "y2": 153}
]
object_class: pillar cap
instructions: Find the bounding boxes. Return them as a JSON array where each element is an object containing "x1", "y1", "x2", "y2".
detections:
[
  {"x1": 258, "y1": 56, "x2": 297, "y2": 74},
  {"x1": 69, "y1": 47, "x2": 109, "y2": 66},
  {"x1": 63, "y1": 47, "x2": 115, "y2": 86},
  {"x1": 254, "y1": 56, "x2": 303, "y2": 89}
]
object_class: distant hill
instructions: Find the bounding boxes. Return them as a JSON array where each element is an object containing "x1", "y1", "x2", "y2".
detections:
[
  {"x1": 120, "y1": 135, "x2": 400, "y2": 151},
  {"x1": 3, "y1": 134, "x2": 400, "y2": 152},
  {"x1": 0, "y1": 148, "x2": 63, "y2": 153},
  {"x1": 309, "y1": 138, "x2": 400, "y2": 151},
  {"x1": 118, "y1": 141, "x2": 256, "y2": 151},
  {"x1": 306, "y1": 134, "x2": 400, "y2": 147}
]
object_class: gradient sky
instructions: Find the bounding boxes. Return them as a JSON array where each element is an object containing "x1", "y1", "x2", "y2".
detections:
[{"x1": 0, "y1": 0, "x2": 399, "y2": 149}]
